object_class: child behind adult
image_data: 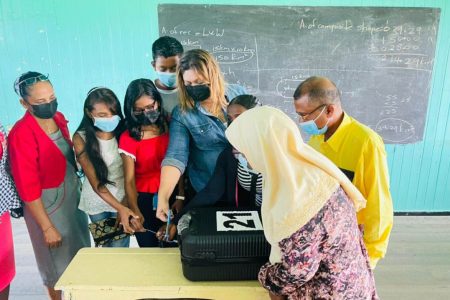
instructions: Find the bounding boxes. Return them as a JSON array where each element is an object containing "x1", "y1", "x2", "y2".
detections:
[
  {"x1": 73, "y1": 87, "x2": 139, "y2": 247},
  {"x1": 152, "y1": 36, "x2": 184, "y2": 116},
  {"x1": 151, "y1": 36, "x2": 247, "y2": 117},
  {"x1": 119, "y1": 79, "x2": 181, "y2": 247}
]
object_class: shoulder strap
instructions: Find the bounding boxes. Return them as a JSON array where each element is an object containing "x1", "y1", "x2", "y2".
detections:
[{"x1": 77, "y1": 131, "x2": 87, "y2": 142}]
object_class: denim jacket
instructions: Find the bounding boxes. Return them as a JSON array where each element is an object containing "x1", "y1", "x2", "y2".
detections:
[
  {"x1": 162, "y1": 84, "x2": 246, "y2": 192},
  {"x1": 162, "y1": 103, "x2": 228, "y2": 192}
]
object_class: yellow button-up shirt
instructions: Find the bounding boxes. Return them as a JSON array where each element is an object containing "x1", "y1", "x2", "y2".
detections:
[{"x1": 308, "y1": 113, "x2": 393, "y2": 268}]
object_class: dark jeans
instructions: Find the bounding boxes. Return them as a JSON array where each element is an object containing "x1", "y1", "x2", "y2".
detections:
[{"x1": 134, "y1": 192, "x2": 177, "y2": 248}]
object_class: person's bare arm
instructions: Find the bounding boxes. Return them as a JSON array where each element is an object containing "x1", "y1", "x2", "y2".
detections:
[
  {"x1": 73, "y1": 133, "x2": 138, "y2": 233},
  {"x1": 25, "y1": 199, "x2": 62, "y2": 248},
  {"x1": 156, "y1": 165, "x2": 181, "y2": 221}
]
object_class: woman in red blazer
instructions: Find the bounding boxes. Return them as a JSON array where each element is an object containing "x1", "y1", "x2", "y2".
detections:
[{"x1": 8, "y1": 71, "x2": 90, "y2": 300}]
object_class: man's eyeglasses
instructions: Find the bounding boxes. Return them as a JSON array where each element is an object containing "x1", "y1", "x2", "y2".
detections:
[
  {"x1": 296, "y1": 104, "x2": 327, "y2": 120},
  {"x1": 14, "y1": 74, "x2": 49, "y2": 95}
]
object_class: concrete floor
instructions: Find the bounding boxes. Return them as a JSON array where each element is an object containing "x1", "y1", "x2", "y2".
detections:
[
  {"x1": 373, "y1": 216, "x2": 450, "y2": 299},
  {"x1": 8, "y1": 216, "x2": 450, "y2": 300}
]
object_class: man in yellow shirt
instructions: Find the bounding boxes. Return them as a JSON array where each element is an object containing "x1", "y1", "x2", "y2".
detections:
[{"x1": 293, "y1": 76, "x2": 393, "y2": 269}]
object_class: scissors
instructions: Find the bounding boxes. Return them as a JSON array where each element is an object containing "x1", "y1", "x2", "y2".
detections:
[{"x1": 128, "y1": 214, "x2": 178, "y2": 244}]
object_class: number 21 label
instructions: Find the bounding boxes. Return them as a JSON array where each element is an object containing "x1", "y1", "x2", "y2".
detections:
[{"x1": 216, "y1": 211, "x2": 263, "y2": 231}]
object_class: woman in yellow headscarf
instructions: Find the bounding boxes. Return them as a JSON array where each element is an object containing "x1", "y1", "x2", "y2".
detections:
[{"x1": 226, "y1": 106, "x2": 378, "y2": 300}]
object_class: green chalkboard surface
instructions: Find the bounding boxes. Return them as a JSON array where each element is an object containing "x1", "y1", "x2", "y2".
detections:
[{"x1": 158, "y1": 4, "x2": 440, "y2": 144}]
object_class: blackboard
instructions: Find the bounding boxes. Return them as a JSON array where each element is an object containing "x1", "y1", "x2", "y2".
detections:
[{"x1": 158, "y1": 4, "x2": 440, "y2": 144}]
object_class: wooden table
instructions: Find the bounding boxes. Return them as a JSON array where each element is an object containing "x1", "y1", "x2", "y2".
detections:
[{"x1": 55, "y1": 248, "x2": 268, "y2": 300}]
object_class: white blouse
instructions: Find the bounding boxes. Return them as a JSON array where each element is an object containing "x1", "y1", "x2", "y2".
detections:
[{"x1": 78, "y1": 132, "x2": 125, "y2": 215}]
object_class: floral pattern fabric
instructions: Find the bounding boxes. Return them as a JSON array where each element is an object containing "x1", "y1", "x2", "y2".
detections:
[{"x1": 259, "y1": 187, "x2": 378, "y2": 300}]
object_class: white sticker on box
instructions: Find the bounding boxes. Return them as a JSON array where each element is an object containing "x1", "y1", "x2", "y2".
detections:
[{"x1": 216, "y1": 211, "x2": 263, "y2": 231}]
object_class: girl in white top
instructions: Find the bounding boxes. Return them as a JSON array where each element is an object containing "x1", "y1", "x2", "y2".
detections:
[
  {"x1": 77, "y1": 131, "x2": 125, "y2": 215},
  {"x1": 73, "y1": 87, "x2": 141, "y2": 247}
]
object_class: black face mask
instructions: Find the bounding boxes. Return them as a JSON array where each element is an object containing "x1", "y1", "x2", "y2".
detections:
[
  {"x1": 186, "y1": 84, "x2": 211, "y2": 103},
  {"x1": 30, "y1": 99, "x2": 58, "y2": 119},
  {"x1": 134, "y1": 110, "x2": 160, "y2": 125}
]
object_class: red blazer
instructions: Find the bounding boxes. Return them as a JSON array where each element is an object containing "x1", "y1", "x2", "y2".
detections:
[{"x1": 8, "y1": 111, "x2": 73, "y2": 202}]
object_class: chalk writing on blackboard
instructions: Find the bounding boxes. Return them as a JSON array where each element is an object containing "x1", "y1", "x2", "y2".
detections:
[
  {"x1": 375, "y1": 118, "x2": 415, "y2": 143},
  {"x1": 159, "y1": 5, "x2": 440, "y2": 144}
]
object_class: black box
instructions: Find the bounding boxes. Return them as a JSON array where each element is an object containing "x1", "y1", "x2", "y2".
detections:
[{"x1": 177, "y1": 207, "x2": 270, "y2": 281}]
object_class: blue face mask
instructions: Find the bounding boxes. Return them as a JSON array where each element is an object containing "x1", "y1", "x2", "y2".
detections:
[
  {"x1": 236, "y1": 153, "x2": 248, "y2": 168},
  {"x1": 94, "y1": 115, "x2": 121, "y2": 133},
  {"x1": 299, "y1": 106, "x2": 329, "y2": 136},
  {"x1": 156, "y1": 71, "x2": 177, "y2": 88},
  {"x1": 235, "y1": 153, "x2": 257, "y2": 174}
]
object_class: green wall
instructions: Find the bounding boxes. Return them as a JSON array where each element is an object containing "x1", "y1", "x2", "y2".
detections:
[{"x1": 1, "y1": 0, "x2": 449, "y2": 211}]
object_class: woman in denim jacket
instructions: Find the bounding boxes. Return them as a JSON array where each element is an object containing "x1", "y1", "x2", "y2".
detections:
[{"x1": 156, "y1": 49, "x2": 238, "y2": 222}]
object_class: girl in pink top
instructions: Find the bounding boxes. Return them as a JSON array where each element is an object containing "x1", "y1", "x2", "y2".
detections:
[{"x1": 0, "y1": 121, "x2": 21, "y2": 299}]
